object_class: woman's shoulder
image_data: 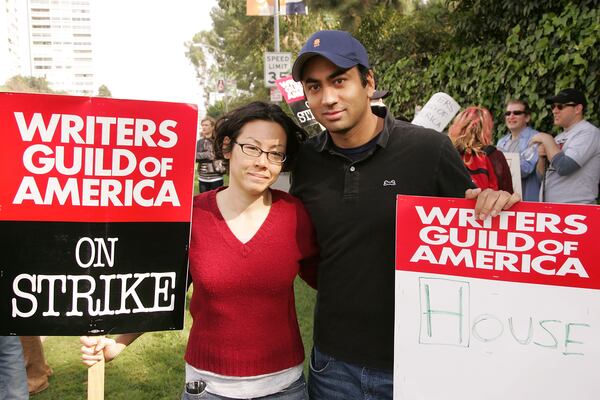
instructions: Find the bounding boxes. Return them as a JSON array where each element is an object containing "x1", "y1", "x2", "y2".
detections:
[
  {"x1": 193, "y1": 190, "x2": 218, "y2": 210},
  {"x1": 271, "y1": 189, "x2": 301, "y2": 205},
  {"x1": 271, "y1": 189, "x2": 310, "y2": 214}
]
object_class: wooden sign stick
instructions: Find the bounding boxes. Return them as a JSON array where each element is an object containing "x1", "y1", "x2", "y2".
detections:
[{"x1": 87, "y1": 338, "x2": 105, "y2": 400}]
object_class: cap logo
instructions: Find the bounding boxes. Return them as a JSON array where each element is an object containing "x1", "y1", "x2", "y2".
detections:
[{"x1": 313, "y1": 38, "x2": 320, "y2": 48}]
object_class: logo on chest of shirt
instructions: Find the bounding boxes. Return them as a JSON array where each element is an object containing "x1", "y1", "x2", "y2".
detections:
[{"x1": 383, "y1": 180, "x2": 396, "y2": 186}]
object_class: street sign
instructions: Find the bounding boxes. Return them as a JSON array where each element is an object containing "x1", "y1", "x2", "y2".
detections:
[
  {"x1": 270, "y1": 87, "x2": 282, "y2": 102},
  {"x1": 264, "y1": 52, "x2": 292, "y2": 87}
]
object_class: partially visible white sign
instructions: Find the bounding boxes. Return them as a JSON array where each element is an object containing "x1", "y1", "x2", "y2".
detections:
[
  {"x1": 270, "y1": 87, "x2": 283, "y2": 102},
  {"x1": 503, "y1": 152, "x2": 522, "y2": 197},
  {"x1": 412, "y1": 92, "x2": 461, "y2": 132},
  {"x1": 264, "y1": 52, "x2": 292, "y2": 87}
]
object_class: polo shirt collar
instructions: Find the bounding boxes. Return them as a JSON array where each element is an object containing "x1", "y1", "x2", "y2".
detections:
[{"x1": 314, "y1": 106, "x2": 393, "y2": 153}]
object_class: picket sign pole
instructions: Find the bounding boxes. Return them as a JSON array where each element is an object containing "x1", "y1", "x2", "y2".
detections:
[{"x1": 87, "y1": 338, "x2": 105, "y2": 400}]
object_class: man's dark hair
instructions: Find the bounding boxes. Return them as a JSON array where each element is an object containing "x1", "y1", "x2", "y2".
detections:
[
  {"x1": 214, "y1": 102, "x2": 307, "y2": 172},
  {"x1": 357, "y1": 65, "x2": 370, "y2": 87}
]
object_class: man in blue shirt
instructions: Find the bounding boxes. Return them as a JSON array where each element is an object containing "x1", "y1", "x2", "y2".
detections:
[{"x1": 496, "y1": 99, "x2": 541, "y2": 201}]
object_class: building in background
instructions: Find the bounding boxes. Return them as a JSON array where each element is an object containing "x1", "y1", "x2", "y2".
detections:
[
  {"x1": 0, "y1": 0, "x2": 24, "y2": 83},
  {"x1": 27, "y1": 0, "x2": 94, "y2": 95},
  {"x1": 1, "y1": 0, "x2": 94, "y2": 94}
]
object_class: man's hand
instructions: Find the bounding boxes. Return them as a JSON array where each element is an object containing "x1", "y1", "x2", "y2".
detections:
[
  {"x1": 465, "y1": 188, "x2": 521, "y2": 220},
  {"x1": 538, "y1": 143, "x2": 547, "y2": 157},
  {"x1": 529, "y1": 132, "x2": 554, "y2": 147}
]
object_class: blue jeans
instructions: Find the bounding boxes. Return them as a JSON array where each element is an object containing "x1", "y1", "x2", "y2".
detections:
[
  {"x1": 308, "y1": 347, "x2": 393, "y2": 400},
  {"x1": 181, "y1": 374, "x2": 307, "y2": 400},
  {"x1": 0, "y1": 336, "x2": 29, "y2": 399}
]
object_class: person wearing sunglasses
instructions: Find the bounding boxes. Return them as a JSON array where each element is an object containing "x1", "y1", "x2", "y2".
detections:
[
  {"x1": 529, "y1": 88, "x2": 600, "y2": 203},
  {"x1": 496, "y1": 99, "x2": 541, "y2": 201}
]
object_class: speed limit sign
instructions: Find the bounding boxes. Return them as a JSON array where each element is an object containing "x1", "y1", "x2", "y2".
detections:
[{"x1": 264, "y1": 52, "x2": 292, "y2": 87}]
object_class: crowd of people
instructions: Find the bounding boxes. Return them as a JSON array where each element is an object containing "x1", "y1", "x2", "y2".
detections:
[
  {"x1": 2, "y1": 28, "x2": 597, "y2": 400},
  {"x1": 448, "y1": 88, "x2": 600, "y2": 205}
]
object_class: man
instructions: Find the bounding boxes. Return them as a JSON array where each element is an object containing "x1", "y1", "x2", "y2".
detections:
[
  {"x1": 0, "y1": 336, "x2": 29, "y2": 399},
  {"x1": 289, "y1": 30, "x2": 519, "y2": 399},
  {"x1": 496, "y1": 99, "x2": 541, "y2": 201},
  {"x1": 530, "y1": 88, "x2": 600, "y2": 203}
]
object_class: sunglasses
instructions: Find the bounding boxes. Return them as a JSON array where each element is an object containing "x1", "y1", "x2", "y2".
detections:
[
  {"x1": 504, "y1": 110, "x2": 526, "y2": 116},
  {"x1": 551, "y1": 103, "x2": 577, "y2": 110}
]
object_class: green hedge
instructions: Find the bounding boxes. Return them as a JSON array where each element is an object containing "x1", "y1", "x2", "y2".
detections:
[{"x1": 380, "y1": 3, "x2": 599, "y2": 138}]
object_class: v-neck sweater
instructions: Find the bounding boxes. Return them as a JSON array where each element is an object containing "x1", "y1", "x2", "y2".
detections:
[{"x1": 185, "y1": 188, "x2": 318, "y2": 376}]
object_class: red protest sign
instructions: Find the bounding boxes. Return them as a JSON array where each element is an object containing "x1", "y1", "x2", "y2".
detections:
[
  {"x1": 0, "y1": 93, "x2": 197, "y2": 336},
  {"x1": 394, "y1": 195, "x2": 600, "y2": 400},
  {"x1": 395, "y1": 196, "x2": 600, "y2": 290},
  {"x1": 0, "y1": 92, "x2": 196, "y2": 222}
]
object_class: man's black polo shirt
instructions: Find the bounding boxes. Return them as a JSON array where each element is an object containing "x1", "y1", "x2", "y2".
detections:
[{"x1": 290, "y1": 108, "x2": 473, "y2": 370}]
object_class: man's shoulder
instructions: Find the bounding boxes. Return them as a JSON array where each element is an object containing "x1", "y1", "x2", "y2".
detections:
[
  {"x1": 386, "y1": 119, "x2": 449, "y2": 146},
  {"x1": 581, "y1": 119, "x2": 600, "y2": 134}
]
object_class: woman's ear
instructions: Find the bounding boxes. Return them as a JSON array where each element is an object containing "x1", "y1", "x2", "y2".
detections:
[{"x1": 222, "y1": 136, "x2": 232, "y2": 159}]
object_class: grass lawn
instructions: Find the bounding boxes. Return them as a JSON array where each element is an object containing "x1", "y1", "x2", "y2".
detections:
[{"x1": 34, "y1": 275, "x2": 316, "y2": 400}]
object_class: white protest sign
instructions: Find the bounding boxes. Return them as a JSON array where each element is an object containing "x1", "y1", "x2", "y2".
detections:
[
  {"x1": 411, "y1": 92, "x2": 461, "y2": 132},
  {"x1": 503, "y1": 152, "x2": 523, "y2": 197},
  {"x1": 394, "y1": 196, "x2": 600, "y2": 400},
  {"x1": 264, "y1": 52, "x2": 292, "y2": 87}
]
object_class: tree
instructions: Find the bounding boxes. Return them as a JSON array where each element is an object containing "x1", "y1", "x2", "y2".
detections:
[
  {"x1": 186, "y1": 0, "x2": 338, "y2": 103},
  {"x1": 0, "y1": 75, "x2": 56, "y2": 93},
  {"x1": 97, "y1": 84, "x2": 112, "y2": 97},
  {"x1": 445, "y1": 0, "x2": 600, "y2": 45},
  {"x1": 307, "y1": 0, "x2": 415, "y2": 31}
]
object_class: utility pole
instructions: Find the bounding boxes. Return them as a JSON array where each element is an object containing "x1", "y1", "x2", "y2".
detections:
[{"x1": 274, "y1": 0, "x2": 280, "y2": 52}]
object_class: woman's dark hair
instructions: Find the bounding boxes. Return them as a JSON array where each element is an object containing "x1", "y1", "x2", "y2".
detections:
[{"x1": 214, "y1": 101, "x2": 308, "y2": 172}]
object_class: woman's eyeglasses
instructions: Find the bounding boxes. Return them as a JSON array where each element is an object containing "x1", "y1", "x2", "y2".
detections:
[
  {"x1": 234, "y1": 142, "x2": 287, "y2": 164},
  {"x1": 551, "y1": 103, "x2": 577, "y2": 110},
  {"x1": 504, "y1": 110, "x2": 526, "y2": 116}
]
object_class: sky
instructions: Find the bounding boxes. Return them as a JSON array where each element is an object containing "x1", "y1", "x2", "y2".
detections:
[{"x1": 91, "y1": 0, "x2": 216, "y2": 111}]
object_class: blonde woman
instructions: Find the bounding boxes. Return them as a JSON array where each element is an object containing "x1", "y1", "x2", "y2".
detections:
[{"x1": 448, "y1": 106, "x2": 513, "y2": 192}]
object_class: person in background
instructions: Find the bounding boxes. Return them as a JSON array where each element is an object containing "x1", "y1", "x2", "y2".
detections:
[
  {"x1": 496, "y1": 99, "x2": 540, "y2": 201},
  {"x1": 370, "y1": 89, "x2": 389, "y2": 108},
  {"x1": 530, "y1": 88, "x2": 600, "y2": 203},
  {"x1": 449, "y1": 106, "x2": 513, "y2": 192},
  {"x1": 20, "y1": 336, "x2": 52, "y2": 395},
  {"x1": 196, "y1": 116, "x2": 225, "y2": 192},
  {"x1": 290, "y1": 29, "x2": 520, "y2": 400},
  {"x1": 0, "y1": 336, "x2": 29, "y2": 399},
  {"x1": 81, "y1": 102, "x2": 318, "y2": 400}
]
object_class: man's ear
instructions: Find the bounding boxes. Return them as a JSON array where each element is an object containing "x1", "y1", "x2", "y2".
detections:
[
  {"x1": 366, "y1": 70, "x2": 375, "y2": 98},
  {"x1": 222, "y1": 136, "x2": 232, "y2": 159}
]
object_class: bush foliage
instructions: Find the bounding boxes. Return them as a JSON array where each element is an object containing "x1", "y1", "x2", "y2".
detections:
[{"x1": 377, "y1": 2, "x2": 599, "y2": 137}]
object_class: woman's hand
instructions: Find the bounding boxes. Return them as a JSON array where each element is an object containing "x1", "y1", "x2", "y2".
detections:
[{"x1": 80, "y1": 336, "x2": 126, "y2": 367}]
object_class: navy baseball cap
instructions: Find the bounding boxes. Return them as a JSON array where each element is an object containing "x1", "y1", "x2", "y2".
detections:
[
  {"x1": 546, "y1": 88, "x2": 587, "y2": 107},
  {"x1": 292, "y1": 30, "x2": 370, "y2": 81}
]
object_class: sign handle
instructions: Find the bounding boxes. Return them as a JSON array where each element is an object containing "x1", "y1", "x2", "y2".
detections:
[{"x1": 87, "y1": 338, "x2": 105, "y2": 400}]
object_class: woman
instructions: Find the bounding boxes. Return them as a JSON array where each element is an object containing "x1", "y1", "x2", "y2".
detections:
[
  {"x1": 448, "y1": 106, "x2": 513, "y2": 192},
  {"x1": 196, "y1": 116, "x2": 225, "y2": 192},
  {"x1": 81, "y1": 102, "x2": 318, "y2": 400}
]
